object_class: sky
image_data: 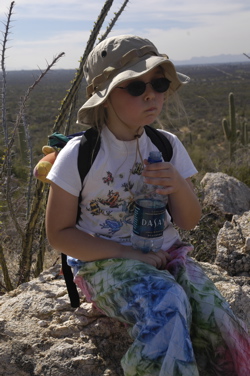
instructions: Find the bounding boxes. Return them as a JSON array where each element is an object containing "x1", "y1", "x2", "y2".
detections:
[{"x1": 0, "y1": 0, "x2": 249, "y2": 70}]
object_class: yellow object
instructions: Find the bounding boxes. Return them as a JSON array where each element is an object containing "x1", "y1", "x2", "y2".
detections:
[{"x1": 33, "y1": 146, "x2": 58, "y2": 183}]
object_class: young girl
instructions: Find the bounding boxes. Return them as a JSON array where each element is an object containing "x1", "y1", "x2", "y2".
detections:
[{"x1": 46, "y1": 35, "x2": 250, "y2": 376}]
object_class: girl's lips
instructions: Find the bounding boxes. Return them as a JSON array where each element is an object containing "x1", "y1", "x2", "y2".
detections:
[{"x1": 146, "y1": 107, "x2": 157, "y2": 112}]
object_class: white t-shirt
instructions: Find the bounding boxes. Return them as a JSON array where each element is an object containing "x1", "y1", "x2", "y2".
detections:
[{"x1": 47, "y1": 126, "x2": 197, "y2": 259}]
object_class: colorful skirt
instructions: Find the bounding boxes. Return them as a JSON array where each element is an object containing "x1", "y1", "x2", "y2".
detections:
[{"x1": 74, "y1": 244, "x2": 250, "y2": 376}]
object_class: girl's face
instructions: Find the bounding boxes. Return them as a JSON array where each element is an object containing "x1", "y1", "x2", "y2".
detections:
[{"x1": 105, "y1": 67, "x2": 166, "y2": 141}]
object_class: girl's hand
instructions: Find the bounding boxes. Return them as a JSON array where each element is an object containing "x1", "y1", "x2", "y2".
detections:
[
  {"x1": 124, "y1": 247, "x2": 173, "y2": 270},
  {"x1": 141, "y1": 159, "x2": 202, "y2": 230},
  {"x1": 139, "y1": 249, "x2": 173, "y2": 270},
  {"x1": 142, "y1": 159, "x2": 184, "y2": 195}
]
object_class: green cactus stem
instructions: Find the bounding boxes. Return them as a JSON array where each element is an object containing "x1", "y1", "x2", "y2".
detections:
[
  {"x1": 240, "y1": 120, "x2": 249, "y2": 146},
  {"x1": 222, "y1": 92, "x2": 238, "y2": 161}
]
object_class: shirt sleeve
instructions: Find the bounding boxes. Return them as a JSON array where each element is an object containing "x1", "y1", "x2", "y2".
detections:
[
  {"x1": 46, "y1": 136, "x2": 82, "y2": 197},
  {"x1": 157, "y1": 129, "x2": 198, "y2": 179}
]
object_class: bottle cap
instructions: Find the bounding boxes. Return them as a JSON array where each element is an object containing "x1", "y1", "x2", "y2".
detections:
[{"x1": 148, "y1": 151, "x2": 162, "y2": 163}]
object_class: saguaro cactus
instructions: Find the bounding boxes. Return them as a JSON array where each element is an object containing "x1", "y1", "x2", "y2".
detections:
[
  {"x1": 240, "y1": 119, "x2": 249, "y2": 146},
  {"x1": 222, "y1": 92, "x2": 239, "y2": 161}
]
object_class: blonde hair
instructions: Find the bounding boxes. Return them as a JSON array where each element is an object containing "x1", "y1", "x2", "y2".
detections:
[
  {"x1": 79, "y1": 104, "x2": 108, "y2": 132},
  {"x1": 157, "y1": 90, "x2": 188, "y2": 131}
]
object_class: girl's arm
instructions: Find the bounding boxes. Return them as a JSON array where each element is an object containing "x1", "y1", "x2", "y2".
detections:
[
  {"x1": 142, "y1": 161, "x2": 201, "y2": 230},
  {"x1": 46, "y1": 182, "x2": 172, "y2": 268}
]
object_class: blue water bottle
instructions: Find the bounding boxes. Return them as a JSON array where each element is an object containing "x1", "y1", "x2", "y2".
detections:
[{"x1": 131, "y1": 151, "x2": 167, "y2": 253}]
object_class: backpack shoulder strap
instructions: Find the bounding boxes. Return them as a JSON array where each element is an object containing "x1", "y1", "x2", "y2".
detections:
[
  {"x1": 62, "y1": 127, "x2": 101, "y2": 309},
  {"x1": 77, "y1": 127, "x2": 101, "y2": 220},
  {"x1": 61, "y1": 253, "x2": 80, "y2": 308},
  {"x1": 77, "y1": 127, "x2": 101, "y2": 182},
  {"x1": 144, "y1": 125, "x2": 173, "y2": 162}
]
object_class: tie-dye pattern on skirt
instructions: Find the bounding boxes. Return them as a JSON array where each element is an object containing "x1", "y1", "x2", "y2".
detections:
[{"x1": 73, "y1": 244, "x2": 250, "y2": 376}]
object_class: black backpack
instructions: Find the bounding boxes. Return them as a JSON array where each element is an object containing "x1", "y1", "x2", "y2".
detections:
[{"x1": 51, "y1": 126, "x2": 173, "y2": 308}]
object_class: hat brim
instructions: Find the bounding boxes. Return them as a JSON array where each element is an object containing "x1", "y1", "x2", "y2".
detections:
[{"x1": 77, "y1": 54, "x2": 189, "y2": 125}]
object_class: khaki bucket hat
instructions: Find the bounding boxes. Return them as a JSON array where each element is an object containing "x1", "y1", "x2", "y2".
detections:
[{"x1": 77, "y1": 34, "x2": 189, "y2": 125}]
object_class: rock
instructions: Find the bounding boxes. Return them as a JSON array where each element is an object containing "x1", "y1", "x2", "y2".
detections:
[
  {"x1": 0, "y1": 265, "x2": 132, "y2": 376},
  {"x1": 201, "y1": 172, "x2": 250, "y2": 215},
  {"x1": 0, "y1": 263, "x2": 249, "y2": 376},
  {"x1": 216, "y1": 211, "x2": 250, "y2": 276},
  {"x1": 200, "y1": 262, "x2": 250, "y2": 331}
]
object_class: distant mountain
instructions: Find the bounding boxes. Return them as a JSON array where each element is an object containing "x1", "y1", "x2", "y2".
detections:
[{"x1": 174, "y1": 53, "x2": 250, "y2": 66}]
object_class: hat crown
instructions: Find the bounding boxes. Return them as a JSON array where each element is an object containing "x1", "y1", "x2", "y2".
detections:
[{"x1": 84, "y1": 35, "x2": 159, "y2": 86}]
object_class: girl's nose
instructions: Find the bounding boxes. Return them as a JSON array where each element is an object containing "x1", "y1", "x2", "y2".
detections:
[{"x1": 143, "y1": 83, "x2": 156, "y2": 100}]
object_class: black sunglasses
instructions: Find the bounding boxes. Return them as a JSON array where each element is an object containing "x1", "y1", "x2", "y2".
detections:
[{"x1": 116, "y1": 77, "x2": 171, "y2": 97}]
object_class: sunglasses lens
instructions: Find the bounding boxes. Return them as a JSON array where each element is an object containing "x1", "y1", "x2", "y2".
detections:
[
  {"x1": 152, "y1": 78, "x2": 171, "y2": 92},
  {"x1": 127, "y1": 81, "x2": 146, "y2": 96},
  {"x1": 118, "y1": 77, "x2": 171, "y2": 96}
]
